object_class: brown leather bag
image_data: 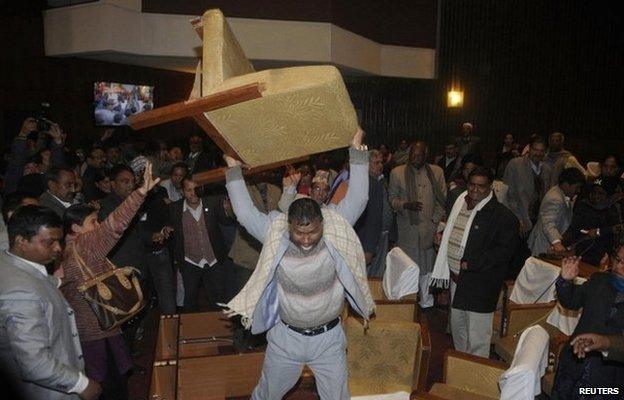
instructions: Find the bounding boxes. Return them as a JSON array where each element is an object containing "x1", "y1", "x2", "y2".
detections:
[{"x1": 73, "y1": 245, "x2": 146, "y2": 331}]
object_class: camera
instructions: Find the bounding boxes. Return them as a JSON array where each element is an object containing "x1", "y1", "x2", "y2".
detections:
[{"x1": 35, "y1": 102, "x2": 52, "y2": 132}]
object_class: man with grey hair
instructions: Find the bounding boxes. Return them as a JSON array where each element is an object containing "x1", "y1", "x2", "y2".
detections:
[{"x1": 389, "y1": 141, "x2": 447, "y2": 308}]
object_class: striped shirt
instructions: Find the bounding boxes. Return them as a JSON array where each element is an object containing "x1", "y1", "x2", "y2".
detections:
[{"x1": 447, "y1": 202, "x2": 472, "y2": 273}]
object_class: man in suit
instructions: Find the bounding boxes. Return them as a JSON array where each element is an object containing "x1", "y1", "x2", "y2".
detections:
[
  {"x1": 185, "y1": 133, "x2": 215, "y2": 174},
  {"x1": 98, "y1": 165, "x2": 146, "y2": 276},
  {"x1": 169, "y1": 176, "x2": 233, "y2": 311},
  {"x1": 39, "y1": 167, "x2": 78, "y2": 218},
  {"x1": 435, "y1": 167, "x2": 518, "y2": 357},
  {"x1": 504, "y1": 136, "x2": 553, "y2": 237},
  {"x1": 435, "y1": 142, "x2": 462, "y2": 185},
  {"x1": 355, "y1": 149, "x2": 395, "y2": 277},
  {"x1": 528, "y1": 167, "x2": 585, "y2": 256},
  {"x1": 0, "y1": 206, "x2": 101, "y2": 400}
]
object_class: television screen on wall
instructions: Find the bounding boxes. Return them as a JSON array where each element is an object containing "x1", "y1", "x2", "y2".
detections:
[{"x1": 93, "y1": 82, "x2": 154, "y2": 126}]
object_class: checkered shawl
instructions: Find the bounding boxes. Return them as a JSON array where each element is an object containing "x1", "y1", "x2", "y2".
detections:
[{"x1": 221, "y1": 208, "x2": 374, "y2": 329}]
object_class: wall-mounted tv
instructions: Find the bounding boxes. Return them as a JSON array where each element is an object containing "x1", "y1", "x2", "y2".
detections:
[{"x1": 93, "y1": 82, "x2": 154, "y2": 126}]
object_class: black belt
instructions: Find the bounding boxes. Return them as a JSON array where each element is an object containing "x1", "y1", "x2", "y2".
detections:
[{"x1": 286, "y1": 318, "x2": 340, "y2": 336}]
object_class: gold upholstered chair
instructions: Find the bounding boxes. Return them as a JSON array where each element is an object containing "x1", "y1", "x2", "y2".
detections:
[
  {"x1": 492, "y1": 310, "x2": 568, "y2": 397},
  {"x1": 344, "y1": 316, "x2": 430, "y2": 396},
  {"x1": 412, "y1": 350, "x2": 508, "y2": 400},
  {"x1": 189, "y1": 9, "x2": 358, "y2": 168},
  {"x1": 365, "y1": 277, "x2": 420, "y2": 323}
]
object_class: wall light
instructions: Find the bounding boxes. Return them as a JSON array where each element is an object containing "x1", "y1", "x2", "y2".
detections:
[{"x1": 447, "y1": 90, "x2": 464, "y2": 108}]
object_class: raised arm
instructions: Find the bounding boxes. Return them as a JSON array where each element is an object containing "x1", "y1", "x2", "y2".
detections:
[
  {"x1": 277, "y1": 170, "x2": 300, "y2": 212},
  {"x1": 540, "y1": 192, "x2": 567, "y2": 245},
  {"x1": 224, "y1": 156, "x2": 271, "y2": 243},
  {"x1": 333, "y1": 129, "x2": 370, "y2": 225},
  {"x1": 77, "y1": 163, "x2": 158, "y2": 261},
  {"x1": 555, "y1": 256, "x2": 586, "y2": 310}
]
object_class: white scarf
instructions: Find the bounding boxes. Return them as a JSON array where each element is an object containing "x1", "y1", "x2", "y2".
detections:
[
  {"x1": 221, "y1": 208, "x2": 374, "y2": 329},
  {"x1": 429, "y1": 190, "x2": 493, "y2": 288}
]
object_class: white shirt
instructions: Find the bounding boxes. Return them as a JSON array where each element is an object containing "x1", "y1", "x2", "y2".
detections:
[
  {"x1": 5, "y1": 251, "x2": 89, "y2": 394},
  {"x1": 530, "y1": 160, "x2": 542, "y2": 175},
  {"x1": 182, "y1": 200, "x2": 217, "y2": 268},
  {"x1": 49, "y1": 192, "x2": 73, "y2": 208},
  {"x1": 160, "y1": 179, "x2": 183, "y2": 202},
  {"x1": 0, "y1": 219, "x2": 8, "y2": 251}
]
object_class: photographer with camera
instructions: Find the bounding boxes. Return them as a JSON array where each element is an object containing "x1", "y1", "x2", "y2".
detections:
[{"x1": 3, "y1": 112, "x2": 68, "y2": 196}]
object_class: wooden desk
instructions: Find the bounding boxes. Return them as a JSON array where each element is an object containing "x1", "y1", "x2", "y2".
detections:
[
  {"x1": 150, "y1": 312, "x2": 266, "y2": 400},
  {"x1": 537, "y1": 256, "x2": 600, "y2": 279}
]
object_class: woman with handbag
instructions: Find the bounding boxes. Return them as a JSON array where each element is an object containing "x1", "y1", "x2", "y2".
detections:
[{"x1": 59, "y1": 162, "x2": 161, "y2": 399}]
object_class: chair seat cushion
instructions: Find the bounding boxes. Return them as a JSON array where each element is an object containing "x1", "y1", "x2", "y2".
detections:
[
  {"x1": 204, "y1": 66, "x2": 358, "y2": 167},
  {"x1": 429, "y1": 383, "x2": 497, "y2": 400}
]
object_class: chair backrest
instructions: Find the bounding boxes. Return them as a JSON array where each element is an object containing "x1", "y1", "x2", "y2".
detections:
[
  {"x1": 499, "y1": 325, "x2": 550, "y2": 399},
  {"x1": 198, "y1": 9, "x2": 255, "y2": 95},
  {"x1": 366, "y1": 278, "x2": 419, "y2": 322},
  {"x1": 345, "y1": 317, "x2": 424, "y2": 396}
]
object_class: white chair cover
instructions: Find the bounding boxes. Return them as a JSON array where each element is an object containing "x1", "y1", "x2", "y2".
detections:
[
  {"x1": 510, "y1": 257, "x2": 560, "y2": 304},
  {"x1": 510, "y1": 257, "x2": 585, "y2": 334},
  {"x1": 546, "y1": 302, "x2": 582, "y2": 335},
  {"x1": 382, "y1": 247, "x2": 420, "y2": 300},
  {"x1": 499, "y1": 325, "x2": 550, "y2": 399}
]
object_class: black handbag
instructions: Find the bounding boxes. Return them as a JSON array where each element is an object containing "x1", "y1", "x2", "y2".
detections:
[{"x1": 73, "y1": 245, "x2": 146, "y2": 331}]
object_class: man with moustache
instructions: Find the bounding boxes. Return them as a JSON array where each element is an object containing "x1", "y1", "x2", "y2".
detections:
[
  {"x1": 0, "y1": 206, "x2": 101, "y2": 399},
  {"x1": 221, "y1": 129, "x2": 374, "y2": 400}
]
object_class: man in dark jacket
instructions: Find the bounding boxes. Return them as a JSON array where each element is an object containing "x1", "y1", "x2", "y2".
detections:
[
  {"x1": 169, "y1": 176, "x2": 233, "y2": 311},
  {"x1": 446, "y1": 167, "x2": 519, "y2": 357},
  {"x1": 98, "y1": 165, "x2": 145, "y2": 271},
  {"x1": 435, "y1": 142, "x2": 462, "y2": 184},
  {"x1": 355, "y1": 149, "x2": 394, "y2": 277}
]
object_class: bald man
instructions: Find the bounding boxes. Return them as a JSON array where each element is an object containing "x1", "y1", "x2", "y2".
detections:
[{"x1": 389, "y1": 141, "x2": 447, "y2": 308}]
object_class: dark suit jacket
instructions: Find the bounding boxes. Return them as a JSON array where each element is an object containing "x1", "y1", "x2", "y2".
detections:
[
  {"x1": 557, "y1": 273, "x2": 624, "y2": 338},
  {"x1": 187, "y1": 151, "x2": 215, "y2": 174},
  {"x1": 435, "y1": 155, "x2": 461, "y2": 183},
  {"x1": 607, "y1": 335, "x2": 624, "y2": 363},
  {"x1": 453, "y1": 195, "x2": 519, "y2": 313},
  {"x1": 98, "y1": 193, "x2": 146, "y2": 270},
  {"x1": 39, "y1": 191, "x2": 68, "y2": 218},
  {"x1": 169, "y1": 196, "x2": 233, "y2": 267}
]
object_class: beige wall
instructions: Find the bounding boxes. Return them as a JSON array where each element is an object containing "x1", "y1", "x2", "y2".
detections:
[{"x1": 44, "y1": 1, "x2": 435, "y2": 79}]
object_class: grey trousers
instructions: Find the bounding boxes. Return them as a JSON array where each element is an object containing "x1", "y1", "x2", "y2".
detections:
[
  {"x1": 449, "y1": 280, "x2": 493, "y2": 357},
  {"x1": 252, "y1": 320, "x2": 349, "y2": 400},
  {"x1": 450, "y1": 307, "x2": 493, "y2": 357}
]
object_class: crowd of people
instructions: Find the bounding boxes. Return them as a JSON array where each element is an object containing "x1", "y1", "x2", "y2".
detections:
[{"x1": 0, "y1": 116, "x2": 623, "y2": 399}]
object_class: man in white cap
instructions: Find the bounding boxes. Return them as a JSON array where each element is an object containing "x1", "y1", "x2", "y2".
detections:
[{"x1": 455, "y1": 122, "x2": 482, "y2": 158}]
